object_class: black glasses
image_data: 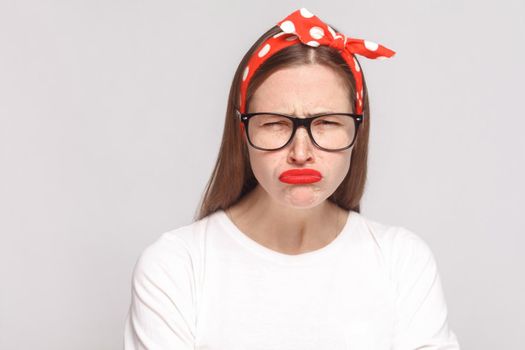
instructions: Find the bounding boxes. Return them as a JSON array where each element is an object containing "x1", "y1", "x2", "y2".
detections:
[{"x1": 235, "y1": 109, "x2": 364, "y2": 152}]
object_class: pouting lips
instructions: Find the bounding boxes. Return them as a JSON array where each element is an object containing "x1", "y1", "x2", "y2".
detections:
[{"x1": 279, "y1": 168, "x2": 322, "y2": 184}]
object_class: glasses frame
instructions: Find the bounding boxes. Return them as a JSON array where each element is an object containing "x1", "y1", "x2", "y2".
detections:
[{"x1": 235, "y1": 109, "x2": 364, "y2": 152}]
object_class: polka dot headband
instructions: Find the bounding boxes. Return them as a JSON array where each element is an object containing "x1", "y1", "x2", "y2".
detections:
[{"x1": 239, "y1": 7, "x2": 396, "y2": 115}]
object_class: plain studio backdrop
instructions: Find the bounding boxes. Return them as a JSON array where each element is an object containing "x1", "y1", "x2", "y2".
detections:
[{"x1": 1, "y1": 0, "x2": 524, "y2": 349}]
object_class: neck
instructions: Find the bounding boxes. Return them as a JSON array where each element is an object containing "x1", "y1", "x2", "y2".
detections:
[{"x1": 226, "y1": 185, "x2": 345, "y2": 255}]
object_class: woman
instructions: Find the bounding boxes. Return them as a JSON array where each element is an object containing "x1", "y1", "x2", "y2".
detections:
[{"x1": 124, "y1": 8, "x2": 460, "y2": 349}]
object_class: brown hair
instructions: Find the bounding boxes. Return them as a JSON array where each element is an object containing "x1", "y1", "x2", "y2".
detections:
[{"x1": 193, "y1": 24, "x2": 371, "y2": 221}]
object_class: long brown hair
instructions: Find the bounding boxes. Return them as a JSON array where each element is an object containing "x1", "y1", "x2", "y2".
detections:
[{"x1": 193, "y1": 24, "x2": 371, "y2": 221}]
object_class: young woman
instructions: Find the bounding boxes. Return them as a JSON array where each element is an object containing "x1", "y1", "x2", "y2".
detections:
[{"x1": 124, "y1": 8, "x2": 460, "y2": 349}]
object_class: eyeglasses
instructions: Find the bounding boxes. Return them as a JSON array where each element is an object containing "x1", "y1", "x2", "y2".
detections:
[{"x1": 235, "y1": 109, "x2": 364, "y2": 152}]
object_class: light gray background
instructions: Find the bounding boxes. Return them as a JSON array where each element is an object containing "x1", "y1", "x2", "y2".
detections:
[{"x1": 1, "y1": 0, "x2": 523, "y2": 349}]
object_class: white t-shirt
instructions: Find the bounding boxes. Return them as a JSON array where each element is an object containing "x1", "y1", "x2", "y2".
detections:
[{"x1": 123, "y1": 209, "x2": 460, "y2": 349}]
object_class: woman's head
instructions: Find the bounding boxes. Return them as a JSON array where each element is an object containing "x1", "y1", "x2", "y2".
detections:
[
  {"x1": 194, "y1": 24, "x2": 371, "y2": 221},
  {"x1": 246, "y1": 63, "x2": 356, "y2": 209}
]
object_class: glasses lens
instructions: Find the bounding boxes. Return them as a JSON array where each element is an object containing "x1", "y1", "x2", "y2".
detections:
[
  {"x1": 311, "y1": 114, "x2": 356, "y2": 150},
  {"x1": 248, "y1": 114, "x2": 356, "y2": 150},
  {"x1": 248, "y1": 114, "x2": 293, "y2": 149}
]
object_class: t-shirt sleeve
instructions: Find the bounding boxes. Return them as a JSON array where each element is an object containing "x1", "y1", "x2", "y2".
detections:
[
  {"x1": 390, "y1": 227, "x2": 461, "y2": 350},
  {"x1": 124, "y1": 234, "x2": 196, "y2": 349}
]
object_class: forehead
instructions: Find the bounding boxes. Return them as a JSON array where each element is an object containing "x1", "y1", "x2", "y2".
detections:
[{"x1": 250, "y1": 64, "x2": 352, "y2": 114}]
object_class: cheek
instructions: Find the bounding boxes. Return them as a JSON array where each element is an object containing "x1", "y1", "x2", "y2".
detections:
[
  {"x1": 247, "y1": 148, "x2": 280, "y2": 184},
  {"x1": 327, "y1": 152, "x2": 352, "y2": 184}
]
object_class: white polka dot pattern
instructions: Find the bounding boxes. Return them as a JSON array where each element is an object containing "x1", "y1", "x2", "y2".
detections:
[
  {"x1": 309, "y1": 26, "x2": 324, "y2": 39},
  {"x1": 354, "y1": 57, "x2": 360, "y2": 72},
  {"x1": 306, "y1": 40, "x2": 320, "y2": 47},
  {"x1": 258, "y1": 43, "x2": 271, "y2": 57},
  {"x1": 300, "y1": 8, "x2": 314, "y2": 18},
  {"x1": 280, "y1": 20, "x2": 295, "y2": 33},
  {"x1": 364, "y1": 40, "x2": 379, "y2": 51},
  {"x1": 239, "y1": 7, "x2": 396, "y2": 115}
]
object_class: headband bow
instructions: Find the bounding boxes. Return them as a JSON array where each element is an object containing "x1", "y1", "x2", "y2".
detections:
[{"x1": 239, "y1": 8, "x2": 396, "y2": 115}]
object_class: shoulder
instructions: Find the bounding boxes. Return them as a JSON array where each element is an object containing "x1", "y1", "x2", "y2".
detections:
[
  {"x1": 352, "y1": 212, "x2": 436, "y2": 272},
  {"x1": 131, "y1": 211, "x2": 220, "y2": 284},
  {"x1": 355, "y1": 211, "x2": 432, "y2": 251}
]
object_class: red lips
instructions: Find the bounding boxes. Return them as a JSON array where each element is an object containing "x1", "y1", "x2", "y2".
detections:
[{"x1": 279, "y1": 168, "x2": 322, "y2": 184}]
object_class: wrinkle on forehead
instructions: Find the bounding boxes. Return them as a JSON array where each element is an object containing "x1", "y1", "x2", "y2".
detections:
[{"x1": 250, "y1": 64, "x2": 353, "y2": 115}]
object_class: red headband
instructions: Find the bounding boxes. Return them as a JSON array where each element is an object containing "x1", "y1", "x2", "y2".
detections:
[{"x1": 239, "y1": 8, "x2": 396, "y2": 115}]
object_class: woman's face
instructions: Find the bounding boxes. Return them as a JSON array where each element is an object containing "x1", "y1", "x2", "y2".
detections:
[{"x1": 246, "y1": 64, "x2": 354, "y2": 209}]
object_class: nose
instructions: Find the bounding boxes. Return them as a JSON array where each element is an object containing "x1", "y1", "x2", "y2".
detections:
[{"x1": 287, "y1": 125, "x2": 314, "y2": 161}]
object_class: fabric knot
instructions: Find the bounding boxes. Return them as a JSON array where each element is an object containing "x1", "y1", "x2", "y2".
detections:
[{"x1": 328, "y1": 35, "x2": 347, "y2": 52}]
